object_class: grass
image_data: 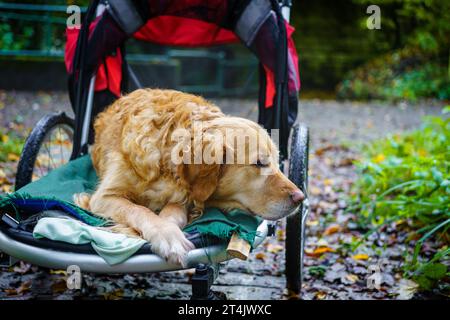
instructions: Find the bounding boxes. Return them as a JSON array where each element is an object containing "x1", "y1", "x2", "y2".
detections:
[{"x1": 350, "y1": 107, "x2": 450, "y2": 290}]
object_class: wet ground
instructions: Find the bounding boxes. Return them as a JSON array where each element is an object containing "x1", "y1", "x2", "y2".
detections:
[{"x1": 0, "y1": 90, "x2": 446, "y2": 299}]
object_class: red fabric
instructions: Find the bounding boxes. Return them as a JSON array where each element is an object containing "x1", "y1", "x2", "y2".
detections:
[
  {"x1": 263, "y1": 65, "x2": 276, "y2": 108},
  {"x1": 64, "y1": 19, "x2": 122, "y2": 97},
  {"x1": 65, "y1": 17, "x2": 101, "y2": 73},
  {"x1": 263, "y1": 22, "x2": 300, "y2": 108},
  {"x1": 65, "y1": 28, "x2": 79, "y2": 74},
  {"x1": 287, "y1": 23, "x2": 300, "y2": 92},
  {"x1": 134, "y1": 16, "x2": 238, "y2": 46},
  {"x1": 64, "y1": 15, "x2": 300, "y2": 106},
  {"x1": 93, "y1": 49, "x2": 122, "y2": 97}
]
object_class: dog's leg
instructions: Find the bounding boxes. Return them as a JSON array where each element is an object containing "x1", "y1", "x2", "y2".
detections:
[
  {"x1": 73, "y1": 193, "x2": 92, "y2": 211},
  {"x1": 159, "y1": 203, "x2": 189, "y2": 228},
  {"x1": 90, "y1": 192, "x2": 194, "y2": 266}
]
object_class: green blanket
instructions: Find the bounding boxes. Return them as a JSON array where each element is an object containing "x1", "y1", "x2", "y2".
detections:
[{"x1": 0, "y1": 155, "x2": 262, "y2": 246}]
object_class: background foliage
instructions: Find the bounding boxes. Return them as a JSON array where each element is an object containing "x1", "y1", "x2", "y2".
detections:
[
  {"x1": 337, "y1": 47, "x2": 450, "y2": 101},
  {"x1": 1, "y1": 0, "x2": 449, "y2": 100},
  {"x1": 336, "y1": 0, "x2": 450, "y2": 101},
  {"x1": 351, "y1": 108, "x2": 450, "y2": 290}
]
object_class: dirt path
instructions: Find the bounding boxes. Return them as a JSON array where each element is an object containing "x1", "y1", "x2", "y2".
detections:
[{"x1": 0, "y1": 91, "x2": 446, "y2": 299}]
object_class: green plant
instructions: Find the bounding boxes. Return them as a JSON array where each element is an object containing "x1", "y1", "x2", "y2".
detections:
[
  {"x1": 0, "y1": 131, "x2": 24, "y2": 162},
  {"x1": 0, "y1": 22, "x2": 34, "y2": 51},
  {"x1": 308, "y1": 266, "x2": 327, "y2": 278},
  {"x1": 382, "y1": 63, "x2": 450, "y2": 101},
  {"x1": 350, "y1": 109, "x2": 450, "y2": 289},
  {"x1": 337, "y1": 47, "x2": 450, "y2": 101}
]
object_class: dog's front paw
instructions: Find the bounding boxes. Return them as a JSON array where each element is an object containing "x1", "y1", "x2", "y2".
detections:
[{"x1": 144, "y1": 222, "x2": 195, "y2": 267}]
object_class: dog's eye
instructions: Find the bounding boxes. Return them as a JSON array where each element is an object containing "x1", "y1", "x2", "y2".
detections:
[{"x1": 254, "y1": 159, "x2": 269, "y2": 168}]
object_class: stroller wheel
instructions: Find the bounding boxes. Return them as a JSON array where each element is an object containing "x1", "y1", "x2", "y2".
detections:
[
  {"x1": 15, "y1": 112, "x2": 74, "y2": 190},
  {"x1": 285, "y1": 123, "x2": 309, "y2": 295}
]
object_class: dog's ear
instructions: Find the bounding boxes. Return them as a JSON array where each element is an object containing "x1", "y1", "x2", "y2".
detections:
[
  {"x1": 180, "y1": 163, "x2": 221, "y2": 203},
  {"x1": 176, "y1": 126, "x2": 225, "y2": 203}
]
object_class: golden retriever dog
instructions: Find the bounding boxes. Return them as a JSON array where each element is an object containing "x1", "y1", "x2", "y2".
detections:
[{"x1": 75, "y1": 89, "x2": 304, "y2": 265}]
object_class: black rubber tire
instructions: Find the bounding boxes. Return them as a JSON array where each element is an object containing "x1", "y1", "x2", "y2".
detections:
[
  {"x1": 285, "y1": 124, "x2": 309, "y2": 294},
  {"x1": 15, "y1": 112, "x2": 75, "y2": 191}
]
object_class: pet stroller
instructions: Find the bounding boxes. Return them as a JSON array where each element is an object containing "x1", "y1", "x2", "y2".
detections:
[{"x1": 0, "y1": 0, "x2": 309, "y2": 299}]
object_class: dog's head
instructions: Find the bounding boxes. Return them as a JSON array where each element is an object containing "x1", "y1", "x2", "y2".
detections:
[{"x1": 175, "y1": 116, "x2": 304, "y2": 220}]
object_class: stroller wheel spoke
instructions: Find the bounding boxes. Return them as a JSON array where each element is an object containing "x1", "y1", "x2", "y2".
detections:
[{"x1": 29, "y1": 122, "x2": 74, "y2": 182}]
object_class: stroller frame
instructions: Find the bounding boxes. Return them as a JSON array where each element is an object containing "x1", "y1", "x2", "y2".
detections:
[{"x1": 1, "y1": 0, "x2": 309, "y2": 299}]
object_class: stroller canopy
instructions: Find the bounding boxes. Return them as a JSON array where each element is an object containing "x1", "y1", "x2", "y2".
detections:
[{"x1": 65, "y1": 0, "x2": 300, "y2": 158}]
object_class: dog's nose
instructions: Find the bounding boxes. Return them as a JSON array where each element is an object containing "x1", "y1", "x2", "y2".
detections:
[{"x1": 290, "y1": 189, "x2": 304, "y2": 204}]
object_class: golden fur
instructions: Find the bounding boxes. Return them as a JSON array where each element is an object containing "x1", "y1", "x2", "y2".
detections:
[{"x1": 75, "y1": 89, "x2": 303, "y2": 265}]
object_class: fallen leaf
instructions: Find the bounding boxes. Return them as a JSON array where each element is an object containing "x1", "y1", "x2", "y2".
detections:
[
  {"x1": 2, "y1": 185, "x2": 12, "y2": 193},
  {"x1": 306, "y1": 220, "x2": 319, "y2": 227},
  {"x1": 345, "y1": 274, "x2": 359, "y2": 284},
  {"x1": 352, "y1": 254, "x2": 369, "y2": 261},
  {"x1": 0, "y1": 168, "x2": 6, "y2": 179},
  {"x1": 7, "y1": 153, "x2": 20, "y2": 161},
  {"x1": 4, "y1": 288, "x2": 17, "y2": 296},
  {"x1": 373, "y1": 154, "x2": 385, "y2": 163},
  {"x1": 314, "y1": 144, "x2": 349, "y2": 156},
  {"x1": 51, "y1": 279, "x2": 68, "y2": 294},
  {"x1": 18, "y1": 281, "x2": 32, "y2": 294},
  {"x1": 267, "y1": 244, "x2": 284, "y2": 254},
  {"x1": 317, "y1": 201, "x2": 337, "y2": 211},
  {"x1": 310, "y1": 186, "x2": 322, "y2": 196},
  {"x1": 255, "y1": 252, "x2": 266, "y2": 261},
  {"x1": 323, "y1": 224, "x2": 341, "y2": 236},
  {"x1": 50, "y1": 269, "x2": 67, "y2": 275},
  {"x1": 283, "y1": 288, "x2": 300, "y2": 300},
  {"x1": 305, "y1": 247, "x2": 336, "y2": 257},
  {"x1": 417, "y1": 148, "x2": 428, "y2": 157},
  {"x1": 13, "y1": 261, "x2": 31, "y2": 274},
  {"x1": 5, "y1": 280, "x2": 32, "y2": 296},
  {"x1": 315, "y1": 291, "x2": 327, "y2": 300},
  {"x1": 103, "y1": 288, "x2": 124, "y2": 300},
  {"x1": 276, "y1": 229, "x2": 285, "y2": 241},
  {"x1": 315, "y1": 145, "x2": 334, "y2": 156},
  {"x1": 395, "y1": 219, "x2": 406, "y2": 226},
  {"x1": 396, "y1": 279, "x2": 419, "y2": 300},
  {"x1": 337, "y1": 157, "x2": 355, "y2": 167}
]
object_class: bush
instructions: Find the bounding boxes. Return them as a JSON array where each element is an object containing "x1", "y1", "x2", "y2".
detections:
[
  {"x1": 337, "y1": 48, "x2": 450, "y2": 101},
  {"x1": 350, "y1": 108, "x2": 450, "y2": 289}
]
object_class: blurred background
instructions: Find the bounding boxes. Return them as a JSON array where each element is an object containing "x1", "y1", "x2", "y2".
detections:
[
  {"x1": 0, "y1": 0, "x2": 448, "y2": 300},
  {"x1": 0, "y1": 0, "x2": 449, "y2": 100}
]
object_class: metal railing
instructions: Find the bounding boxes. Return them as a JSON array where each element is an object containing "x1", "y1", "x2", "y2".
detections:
[{"x1": 0, "y1": 2, "x2": 258, "y2": 96}]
